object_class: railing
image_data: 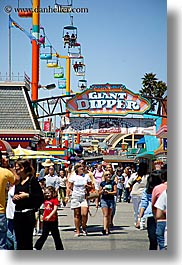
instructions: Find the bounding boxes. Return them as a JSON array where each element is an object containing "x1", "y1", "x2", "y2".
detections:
[
  {"x1": 83, "y1": 148, "x2": 148, "y2": 162},
  {"x1": 0, "y1": 72, "x2": 30, "y2": 84}
]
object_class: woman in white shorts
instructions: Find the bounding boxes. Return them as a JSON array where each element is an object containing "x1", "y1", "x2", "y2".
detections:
[{"x1": 65, "y1": 163, "x2": 92, "y2": 237}]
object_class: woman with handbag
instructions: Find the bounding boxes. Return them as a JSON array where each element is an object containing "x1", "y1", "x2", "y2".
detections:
[
  {"x1": 99, "y1": 170, "x2": 117, "y2": 235},
  {"x1": 65, "y1": 163, "x2": 92, "y2": 237}
]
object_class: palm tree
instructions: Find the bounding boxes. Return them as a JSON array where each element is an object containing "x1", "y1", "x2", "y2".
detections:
[{"x1": 139, "y1": 73, "x2": 167, "y2": 115}]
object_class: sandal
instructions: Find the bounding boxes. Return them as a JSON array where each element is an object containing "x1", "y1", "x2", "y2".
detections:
[
  {"x1": 82, "y1": 230, "x2": 88, "y2": 236},
  {"x1": 74, "y1": 233, "x2": 80, "y2": 237}
]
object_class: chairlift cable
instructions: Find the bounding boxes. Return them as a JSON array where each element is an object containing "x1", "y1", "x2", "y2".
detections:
[{"x1": 44, "y1": 33, "x2": 57, "y2": 54}]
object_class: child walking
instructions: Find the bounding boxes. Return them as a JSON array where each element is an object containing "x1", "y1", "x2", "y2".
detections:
[
  {"x1": 58, "y1": 169, "x2": 67, "y2": 207},
  {"x1": 34, "y1": 186, "x2": 64, "y2": 250}
]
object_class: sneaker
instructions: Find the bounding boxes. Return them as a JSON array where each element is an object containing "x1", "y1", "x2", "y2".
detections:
[
  {"x1": 37, "y1": 230, "x2": 42, "y2": 236},
  {"x1": 33, "y1": 229, "x2": 37, "y2": 236}
]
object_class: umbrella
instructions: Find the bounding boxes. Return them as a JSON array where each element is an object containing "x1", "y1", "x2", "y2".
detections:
[
  {"x1": 10, "y1": 145, "x2": 51, "y2": 160},
  {"x1": 12, "y1": 145, "x2": 33, "y2": 156}
]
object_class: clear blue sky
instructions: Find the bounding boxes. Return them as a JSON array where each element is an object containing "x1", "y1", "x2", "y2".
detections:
[{"x1": 0, "y1": 0, "x2": 167, "y2": 100}]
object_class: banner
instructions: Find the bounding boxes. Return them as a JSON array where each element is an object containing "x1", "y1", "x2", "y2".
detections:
[
  {"x1": 43, "y1": 121, "x2": 51, "y2": 132},
  {"x1": 61, "y1": 117, "x2": 155, "y2": 135}
]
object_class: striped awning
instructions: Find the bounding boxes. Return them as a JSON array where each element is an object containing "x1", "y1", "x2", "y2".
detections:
[{"x1": 0, "y1": 140, "x2": 12, "y2": 153}]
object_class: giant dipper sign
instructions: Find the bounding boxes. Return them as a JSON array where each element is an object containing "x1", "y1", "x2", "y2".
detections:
[{"x1": 66, "y1": 83, "x2": 151, "y2": 116}]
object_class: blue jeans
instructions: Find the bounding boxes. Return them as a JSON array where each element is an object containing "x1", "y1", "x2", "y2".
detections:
[
  {"x1": 123, "y1": 188, "x2": 130, "y2": 202},
  {"x1": 0, "y1": 213, "x2": 7, "y2": 250},
  {"x1": 6, "y1": 219, "x2": 17, "y2": 250},
  {"x1": 156, "y1": 221, "x2": 166, "y2": 250},
  {"x1": 131, "y1": 195, "x2": 143, "y2": 224}
]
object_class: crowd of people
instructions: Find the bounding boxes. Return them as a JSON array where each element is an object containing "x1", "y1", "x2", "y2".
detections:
[{"x1": 0, "y1": 150, "x2": 167, "y2": 250}]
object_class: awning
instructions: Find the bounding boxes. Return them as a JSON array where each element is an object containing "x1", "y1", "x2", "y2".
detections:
[
  {"x1": 156, "y1": 125, "x2": 167, "y2": 138},
  {"x1": 0, "y1": 140, "x2": 12, "y2": 153},
  {"x1": 136, "y1": 151, "x2": 154, "y2": 159},
  {"x1": 154, "y1": 144, "x2": 167, "y2": 156},
  {"x1": 136, "y1": 137, "x2": 145, "y2": 145},
  {"x1": 135, "y1": 135, "x2": 160, "y2": 160},
  {"x1": 10, "y1": 144, "x2": 52, "y2": 160}
]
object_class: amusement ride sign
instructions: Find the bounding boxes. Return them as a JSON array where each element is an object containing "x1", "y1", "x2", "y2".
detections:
[{"x1": 66, "y1": 84, "x2": 151, "y2": 116}]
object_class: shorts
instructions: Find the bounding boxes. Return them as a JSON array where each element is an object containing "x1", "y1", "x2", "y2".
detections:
[
  {"x1": 100, "y1": 198, "x2": 115, "y2": 209},
  {"x1": 70, "y1": 196, "x2": 89, "y2": 209}
]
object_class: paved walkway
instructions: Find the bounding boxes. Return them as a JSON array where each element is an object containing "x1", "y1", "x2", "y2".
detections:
[{"x1": 33, "y1": 201, "x2": 149, "y2": 251}]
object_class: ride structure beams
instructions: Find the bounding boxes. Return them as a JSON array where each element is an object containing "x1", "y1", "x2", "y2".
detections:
[{"x1": 31, "y1": 0, "x2": 40, "y2": 101}]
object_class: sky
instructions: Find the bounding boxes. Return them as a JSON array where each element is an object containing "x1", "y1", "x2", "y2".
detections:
[{"x1": 0, "y1": 0, "x2": 167, "y2": 101}]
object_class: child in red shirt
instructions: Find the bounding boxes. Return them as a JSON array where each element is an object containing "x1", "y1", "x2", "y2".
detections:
[{"x1": 34, "y1": 186, "x2": 64, "y2": 250}]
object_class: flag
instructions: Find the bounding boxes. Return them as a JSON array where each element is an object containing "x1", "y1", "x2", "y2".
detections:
[
  {"x1": 9, "y1": 16, "x2": 36, "y2": 41},
  {"x1": 9, "y1": 16, "x2": 23, "y2": 31}
]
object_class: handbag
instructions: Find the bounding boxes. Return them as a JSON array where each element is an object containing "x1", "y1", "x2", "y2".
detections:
[{"x1": 86, "y1": 184, "x2": 99, "y2": 200}]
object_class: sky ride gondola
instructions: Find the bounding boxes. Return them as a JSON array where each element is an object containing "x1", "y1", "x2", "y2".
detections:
[
  {"x1": 40, "y1": 44, "x2": 52, "y2": 60},
  {"x1": 17, "y1": 0, "x2": 32, "y2": 17},
  {"x1": 55, "y1": 0, "x2": 73, "y2": 8},
  {"x1": 73, "y1": 57, "x2": 86, "y2": 76},
  {"x1": 58, "y1": 78, "x2": 66, "y2": 90},
  {"x1": 30, "y1": 26, "x2": 46, "y2": 46},
  {"x1": 63, "y1": 25, "x2": 77, "y2": 48},
  {"x1": 54, "y1": 66, "x2": 64, "y2": 78},
  {"x1": 18, "y1": 11, "x2": 32, "y2": 17},
  {"x1": 47, "y1": 59, "x2": 59, "y2": 68},
  {"x1": 68, "y1": 43, "x2": 81, "y2": 58},
  {"x1": 78, "y1": 79, "x2": 87, "y2": 90}
]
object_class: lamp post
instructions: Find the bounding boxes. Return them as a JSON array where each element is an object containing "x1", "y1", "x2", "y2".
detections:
[
  {"x1": 38, "y1": 83, "x2": 56, "y2": 131},
  {"x1": 39, "y1": 83, "x2": 56, "y2": 90}
]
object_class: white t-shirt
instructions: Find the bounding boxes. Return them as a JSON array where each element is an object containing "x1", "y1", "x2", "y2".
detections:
[
  {"x1": 44, "y1": 174, "x2": 60, "y2": 190},
  {"x1": 6, "y1": 185, "x2": 15, "y2": 219},
  {"x1": 69, "y1": 173, "x2": 91, "y2": 197},
  {"x1": 154, "y1": 189, "x2": 167, "y2": 214}
]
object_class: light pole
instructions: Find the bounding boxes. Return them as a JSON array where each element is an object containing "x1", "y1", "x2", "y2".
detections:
[
  {"x1": 39, "y1": 83, "x2": 56, "y2": 90},
  {"x1": 38, "y1": 83, "x2": 56, "y2": 131}
]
